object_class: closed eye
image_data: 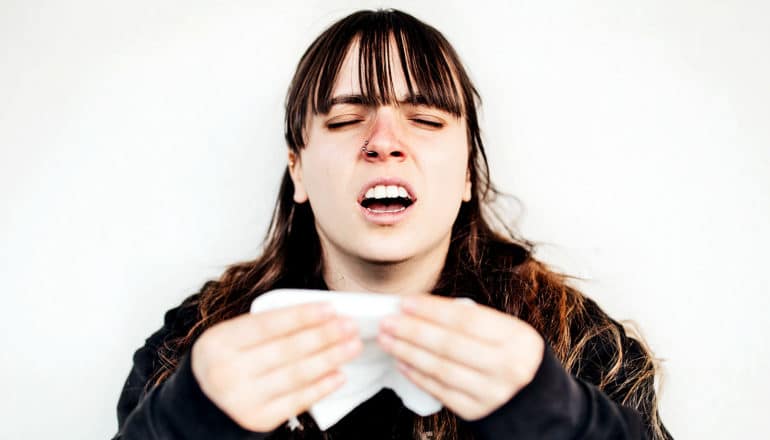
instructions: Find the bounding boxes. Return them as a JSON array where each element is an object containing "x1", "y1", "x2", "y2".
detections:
[
  {"x1": 326, "y1": 118, "x2": 444, "y2": 129},
  {"x1": 326, "y1": 120, "x2": 362, "y2": 129},
  {"x1": 413, "y1": 119, "x2": 444, "y2": 128}
]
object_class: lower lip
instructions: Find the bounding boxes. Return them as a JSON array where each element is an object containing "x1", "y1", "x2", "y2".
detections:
[{"x1": 358, "y1": 202, "x2": 415, "y2": 225}]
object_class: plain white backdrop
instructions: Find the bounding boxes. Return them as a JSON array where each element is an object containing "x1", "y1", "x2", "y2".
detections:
[{"x1": 1, "y1": 1, "x2": 768, "y2": 438}]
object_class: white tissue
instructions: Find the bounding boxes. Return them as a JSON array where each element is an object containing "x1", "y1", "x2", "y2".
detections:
[{"x1": 249, "y1": 289, "x2": 474, "y2": 430}]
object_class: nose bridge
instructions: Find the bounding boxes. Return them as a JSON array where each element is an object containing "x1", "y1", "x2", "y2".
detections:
[{"x1": 365, "y1": 106, "x2": 405, "y2": 159}]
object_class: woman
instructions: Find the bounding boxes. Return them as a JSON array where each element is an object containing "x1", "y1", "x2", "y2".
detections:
[{"x1": 114, "y1": 8, "x2": 672, "y2": 440}]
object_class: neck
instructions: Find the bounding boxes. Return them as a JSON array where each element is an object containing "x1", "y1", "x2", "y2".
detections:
[{"x1": 321, "y1": 235, "x2": 450, "y2": 295}]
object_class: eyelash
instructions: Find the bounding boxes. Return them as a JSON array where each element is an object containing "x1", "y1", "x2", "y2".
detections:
[{"x1": 326, "y1": 119, "x2": 444, "y2": 129}]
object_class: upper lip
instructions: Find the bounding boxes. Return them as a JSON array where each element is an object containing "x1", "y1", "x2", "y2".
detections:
[{"x1": 357, "y1": 177, "x2": 417, "y2": 204}]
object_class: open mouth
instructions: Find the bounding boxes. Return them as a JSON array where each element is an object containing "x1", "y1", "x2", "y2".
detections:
[{"x1": 359, "y1": 184, "x2": 415, "y2": 214}]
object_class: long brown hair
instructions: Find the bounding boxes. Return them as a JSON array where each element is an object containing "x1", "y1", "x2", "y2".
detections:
[{"x1": 151, "y1": 8, "x2": 670, "y2": 440}]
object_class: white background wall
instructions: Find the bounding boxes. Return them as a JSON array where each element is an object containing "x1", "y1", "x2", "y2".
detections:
[{"x1": 1, "y1": 1, "x2": 768, "y2": 438}]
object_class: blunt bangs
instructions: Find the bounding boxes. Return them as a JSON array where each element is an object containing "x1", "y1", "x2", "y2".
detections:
[{"x1": 285, "y1": 9, "x2": 475, "y2": 149}]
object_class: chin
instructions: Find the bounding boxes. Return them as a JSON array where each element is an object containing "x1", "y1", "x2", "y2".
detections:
[
  {"x1": 357, "y1": 230, "x2": 453, "y2": 265},
  {"x1": 356, "y1": 246, "x2": 415, "y2": 264},
  {"x1": 340, "y1": 234, "x2": 416, "y2": 264}
]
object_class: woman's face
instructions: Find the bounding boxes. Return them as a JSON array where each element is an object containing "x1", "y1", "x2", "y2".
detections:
[{"x1": 289, "y1": 40, "x2": 471, "y2": 265}]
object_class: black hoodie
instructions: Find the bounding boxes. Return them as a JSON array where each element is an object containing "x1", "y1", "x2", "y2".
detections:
[{"x1": 113, "y1": 284, "x2": 672, "y2": 439}]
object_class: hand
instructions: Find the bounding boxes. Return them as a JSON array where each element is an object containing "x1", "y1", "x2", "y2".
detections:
[
  {"x1": 191, "y1": 302, "x2": 363, "y2": 432},
  {"x1": 377, "y1": 294, "x2": 544, "y2": 421}
]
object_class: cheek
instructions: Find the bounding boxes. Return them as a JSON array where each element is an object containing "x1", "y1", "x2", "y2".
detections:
[
  {"x1": 300, "y1": 147, "x2": 350, "y2": 204},
  {"x1": 429, "y1": 140, "x2": 470, "y2": 198},
  {"x1": 433, "y1": 169, "x2": 468, "y2": 205}
]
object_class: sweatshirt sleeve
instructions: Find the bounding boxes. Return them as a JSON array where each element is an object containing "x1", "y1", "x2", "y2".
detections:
[
  {"x1": 112, "y1": 302, "x2": 272, "y2": 440},
  {"x1": 465, "y1": 343, "x2": 646, "y2": 439}
]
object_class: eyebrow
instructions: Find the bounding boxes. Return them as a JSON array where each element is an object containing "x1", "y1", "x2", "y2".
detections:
[{"x1": 328, "y1": 93, "x2": 431, "y2": 107}]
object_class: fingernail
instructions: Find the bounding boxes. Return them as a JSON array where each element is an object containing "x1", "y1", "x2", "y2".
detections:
[
  {"x1": 380, "y1": 316, "x2": 396, "y2": 331},
  {"x1": 379, "y1": 333, "x2": 394, "y2": 347},
  {"x1": 345, "y1": 339, "x2": 361, "y2": 353},
  {"x1": 328, "y1": 372, "x2": 345, "y2": 387}
]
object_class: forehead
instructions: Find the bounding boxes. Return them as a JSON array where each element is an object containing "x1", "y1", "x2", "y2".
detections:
[
  {"x1": 332, "y1": 37, "x2": 410, "y2": 96},
  {"x1": 312, "y1": 33, "x2": 465, "y2": 116}
]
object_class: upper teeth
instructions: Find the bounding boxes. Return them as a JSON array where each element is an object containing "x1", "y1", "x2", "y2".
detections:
[{"x1": 365, "y1": 185, "x2": 410, "y2": 200}]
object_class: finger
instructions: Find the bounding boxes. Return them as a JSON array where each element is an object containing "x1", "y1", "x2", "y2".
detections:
[
  {"x1": 255, "y1": 370, "x2": 347, "y2": 432},
  {"x1": 380, "y1": 313, "x2": 499, "y2": 374},
  {"x1": 256, "y1": 335, "x2": 362, "y2": 400},
  {"x1": 399, "y1": 295, "x2": 516, "y2": 343},
  {"x1": 377, "y1": 331, "x2": 492, "y2": 403},
  {"x1": 209, "y1": 302, "x2": 336, "y2": 350},
  {"x1": 240, "y1": 316, "x2": 358, "y2": 376},
  {"x1": 395, "y1": 360, "x2": 480, "y2": 419}
]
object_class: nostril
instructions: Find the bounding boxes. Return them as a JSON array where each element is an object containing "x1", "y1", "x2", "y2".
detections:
[{"x1": 391, "y1": 151, "x2": 403, "y2": 157}]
